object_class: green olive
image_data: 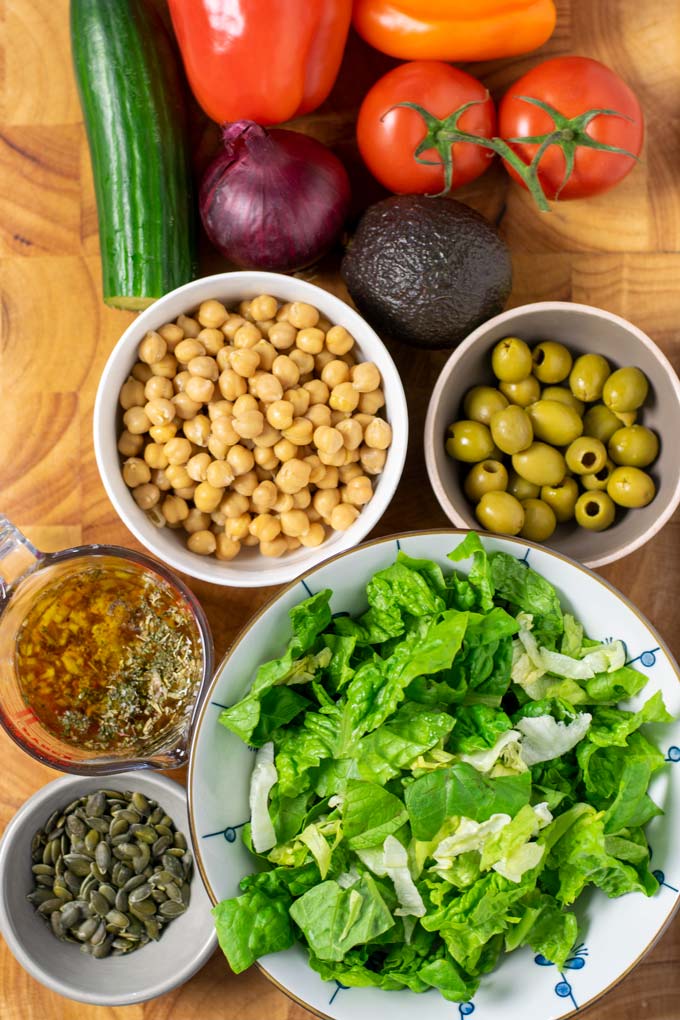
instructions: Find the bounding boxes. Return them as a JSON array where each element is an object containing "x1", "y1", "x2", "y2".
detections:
[
  {"x1": 614, "y1": 409, "x2": 637, "y2": 427},
  {"x1": 462, "y1": 385, "x2": 509, "y2": 425},
  {"x1": 520, "y1": 498, "x2": 557, "y2": 541},
  {"x1": 464, "y1": 460, "x2": 508, "y2": 502},
  {"x1": 569, "y1": 353, "x2": 611, "y2": 402},
  {"x1": 491, "y1": 337, "x2": 533, "y2": 383},
  {"x1": 581, "y1": 458, "x2": 615, "y2": 491},
  {"x1": 531, "y1": 341, "x2": 573, "y2": 384},
  {"x1": 602, "y1": 366, "x2": 649, "y2": 413},
  {"x1": 446, "y1": 420, "x2": 495, "y2": 463},
  {"x1": 490, "y1": 405, "x2": 534, "y2": 455},
  {"x1": 565, "y1": 436, "x2": 607, "y2": 475},
  {"x1": 582, "y1": 404, "x2": 622, "y2": 444},
  {"x1": 574, "y1": 491, "x2": 616, "y2": 531},
  {"x1": 541, "y1": 477, "x2": 580, "y2": 522},
  {"x1": 607, "y1": 466, "x2": 656, "y2": 508},
  {"x1": 512, "y1": 442, "x2": 567, "y2": 487},
  {"x1": 499, "y1": 375, "x2": 541, "y2": 407},
  {"x1": 541, "y1": 386, "x2": 585, "y2": 416},
  {"x1": 475, "y1": 491, "x2": 525, "y2": 536},
  {"x1": 608, "y1": 425, "x2": 659, "y2": 468},
  {"x1": 508, "y1": 471, "x2": 540, "y2": 501},
  {"x1": 526, "y1": 399, "x2": 583, "y2": 446}
]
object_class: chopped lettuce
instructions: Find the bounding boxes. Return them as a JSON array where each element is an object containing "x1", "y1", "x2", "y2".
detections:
[{"x1": 212, "y1": 533, "x2": 673, "y2": 1003}]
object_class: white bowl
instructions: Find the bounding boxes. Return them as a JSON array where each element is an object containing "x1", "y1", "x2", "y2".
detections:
[
  {"x1": 424, "y1": 302, "x2": 680, "y2": 568},
  {"x1": 189, "y1": 530, "x2": 680, "y2": 1020},
  {"x1": 94, "y1": 272, "x2": 408, "y2": 587},
  {"x1": 0, "y1": 772, "x2": 216, "y2": 1005}
]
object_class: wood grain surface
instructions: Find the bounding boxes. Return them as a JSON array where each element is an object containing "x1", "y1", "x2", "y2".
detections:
[{"x1": 1, "y1": 1, "x2": 680, "y2": 1018}]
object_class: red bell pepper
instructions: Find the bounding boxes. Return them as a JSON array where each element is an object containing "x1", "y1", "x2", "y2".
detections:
[{"x1": 167, "y1": 0, "x2": 352, "y2": 126}]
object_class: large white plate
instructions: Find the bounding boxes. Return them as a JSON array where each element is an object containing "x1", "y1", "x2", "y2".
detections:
[{"x1": 189, "y1": 531, "x2": 680, "y2": 1020}]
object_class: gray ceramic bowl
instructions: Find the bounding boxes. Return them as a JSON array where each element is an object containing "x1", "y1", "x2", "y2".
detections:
[
  {"x1": 424, "y1": 302, "x2": 680, "y2": 568},
  {"x1": 0, "y1": 772, "x2": 217, "y2": 1005}
]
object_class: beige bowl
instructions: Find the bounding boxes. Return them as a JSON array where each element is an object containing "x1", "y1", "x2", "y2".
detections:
[{"x1": 424, "y1": 301, "x2": 680, "y2": 568}]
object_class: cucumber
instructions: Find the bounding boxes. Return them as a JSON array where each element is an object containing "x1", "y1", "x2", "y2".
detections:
[{"x1": 71, "y1": 0, "x2": 196, "y2": 310}]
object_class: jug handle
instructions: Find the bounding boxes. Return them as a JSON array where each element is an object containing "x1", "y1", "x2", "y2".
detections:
[{"x1": 0, "y1": 516, "x2": 44, "y2": 601}]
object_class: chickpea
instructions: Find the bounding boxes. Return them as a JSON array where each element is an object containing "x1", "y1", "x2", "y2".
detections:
[
  {"x1": 123, "y1": 406, "x2": 151, "y2": 435},
  {"x1": 344, "y1": 447, "x2": 361, "y2": 465},
  {"x1": 143, "y1": 443, "x2": 168, "y2": 470},
  {"x1": 173, "y1": 370, "x2": 191, "y2": 393},
  {"x1": 208, "y1": 399, "x2": 233, "y2": 420},
  {"x1": 218, "y1": 368, "x2": 248, "y2": 401},
  {"x1": 186, "y1": 452, "x2": 211, "y2": 483},
  {"x1": 339, "y1": 463, "x2": 363, "y2": 484},
  {"x1": 122, "y1": 457, "x2": 150, "y2": 488},
  {"x1": 330, "y1": 503, "x2": 360, "y2": 531},
  {"x1": 203, "y1": 460, "x2": 234, "y2": 489},
  {"x1": 319, "y1": 447, "x2": 346, "y2": 467},
  {"x1": 144, "y1": 375, "x2": 174, "y2": 402},
  {"x1": 292, "y1": 486, "x2": 312, "y2": 509},
  {"x1": 364, "y1": 418, "x2": 392, "y2": 450},
  {"x1": 183, "y1": 414, "x2": 211, "y2": 447},
  {"x1": 198, "y1": 299, "x2": 228, "y2": 329},
  {"x1": 231, "y1": 348, "x2": 260, "y2": 378},
  {"x1": 360, "y1": 445, "x2": 387, "y2": 475},
  {"x1": 211, "y1": 415, "x2": 239, "y2": 446},
  {"x1": 132, "y1": 361, "x2": 153, "y2": 383},
  {"x1": 191, "y1": 481, "x2": 222, "y2": 513},
  {"x1": 307, "y1": 506, "x2": 322, "y2": 523},
  {"x1": 286, "y1": 537, "x2": 302, "y2": 552},
  {"x1": 283, "y1": 417, "x2": 314, "y2": 446},
  {"x1": 187, "y1": 530, "x2": 217, "y2": 556},
  {"x1": 353, "y1": 413, "x2": 374, "y2": 431},
  {"x1": 252, "y1": 422, "x2": 281, "y2": 448},
  {"x1": 272, "y1": 491, "x2": 294, "y2": 514},
  {"x1": 208, "y1": 435, "x2": 228, "y2": 461},
  {"x1": 251, "y1": 480, "x2": 278, "y2": 510},
  {"x1": 312, "y1": 425, "x2": 343, "y2": 455},
  {"x1": 233, "y1": 409, "x2": 264, "y2": 439},
  {"x1": 216, "y1": 346, "x2": 233, "y2": 372},
  {"x1": 164, "y1": 437, "x2": 192, "y2": 465},
  {"x1": 252, "y1": 340, "x2": 277, "y2": 372},
  {"x1": 304, "y1": 454, "x2": 326, "y2": 485},
  {"x1": 138, "y1": 331, "x2": 167, "y2": 365},
  {"x1": 351, "y1": 362, "x2": 381, "y2": 393},
  {"x1": 118, "y1": 430, "x2": 144, "y2": 457},
  {"x1": 288, "y1": 302, "x2": 319, "y2": 329},
  {"x1": 221, "y1": 314, "x2": 247, "y2": 341},
  {"x1": 290, "y1": 349, "x2": 315, "y2": 377},
  {"x1": 330, "y1": 381, "x2": 360, "y2": 413},
  {"x1": 303, "y1": 378, "x2": 329, "y2": 405},
  {"x1": 315, "y1": 350, "x2": 336, "y2": 373},
  {"x1": 187, "y1": 355, "x2": 219, "y2": 381},
  {"x1": 269, "y1": 322, "x2": 297, "y2": 350},
  {"x1": 280, "y1": 509, "x2": 310, "y2": 537},
  {"x1": 295, "y1": 327, "x2": 324, "y2": 355},
  {"x1": 165, "y1": 463, "x2": 192, "y2": 490},
  {"x1": 321, "y1": 360, "x2": 350, "y2": 389},
  {"x1": 158, "y1": 323, "x2": 184, "y2": 350},
  {"x1": 254, "y1": 446, "x2": 279, "y2": 471},
  {"x1": 197, "y1": 328, "x2": 224, "y2": 356},
  {"x1": 182, "y1": 508, "x2": 211, "y2": 535},
  {"x1": 359, "y1": 389, "x2": 385, "y2": 415},
  {"x1": 177, "y1": 314, "x2": 201, "y2": 338},
  {"x1": 233, "y1": 394, "x2": 258, "y2": 417},
  {"x1": 306, "y1": 404, "x2": 332, "y2": 429},
  {"x1": 150, "y1": 353, "x2": 179, "y2": 379},
  {"x1": 175, "y1": 484, "x2": 198, "y2": 501},
  {"x1": 221, "y1": 491, "x2": 250, "y2": 518},
  {"x1": 162, "y1": 494, "x2": 189, "y2": 523},
  {"x1": 249, "y1": 514, "x2": 282, "y2": 543},
  {"x1": 120, "y1": 377, "x2": 146, "y2": 409},
  {"x1": 238, "y1": 299, "x2": 254, "y2": 321},
  {"x1": 266, "y1": 400, "x2": 295, "y2": 431},
  {"x1": 252, "y1": 372, "x2": 283, "y2": 403},
  {"x1": 335, "y1": 417, "x2": 363, "y2": 451},
  {"x1": 276, "y1": 458, "x2": 312, "y2": 494},
  {"x1": 285, "y1": 387, "x2": 310, "y2": 417},
  {"x1": 172, "y1": 392, "x2": 202, "y2": 420},
  {"x1": 151, "y1": 468, "x2": 172, "y2": 492},
  {"x1": 149, "y1": 423, "x2": 177, "y2": 444},
  {"x1": 300, "y1": 523, "x2": 326, "y2": 547},
  {"x1": 276, "y1": 302, "x2": 293, "y2": 322},
  {"x1": 215, "y1": 534, "x2": 241, "y2": 560},
  {"x1": 185, "y1": 375, "x2": 215, "y2": 404},
  {"x1": 343, "y1": 475, "x2": 373, "y2": 505},
  {"x1": 144, "y1": 397, "x2": 176, "y2": 427},
  {"x1": 232, "y1": 470, "x2": 258, "y2": 496},
  {"x1": 227, "y1": 444, "x2": 255, "y2": 477},
  {"x1": 316, "y1": 466, "x2": 339, "y2": 489},
  {"x1": 225, "y1": 513, "x2": 252, "y2": 540},
  {"x1": 325, "y1": 325, "x2": 354, "y2": 356},
  {"x1": 260, "y1": 536, "x2": 289, "y2": 558},
  {"x1": 132, "y1": 482, "x2": 160, "y2": 510}
]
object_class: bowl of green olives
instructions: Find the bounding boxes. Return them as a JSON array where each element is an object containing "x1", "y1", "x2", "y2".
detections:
[{"x1": 424, "y1": 302, "x2": 680, "y2": 567}]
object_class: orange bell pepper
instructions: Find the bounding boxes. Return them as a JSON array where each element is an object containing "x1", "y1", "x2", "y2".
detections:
[
  {"x1": 167, "y1": 0, "x2": 352, "y2": 126},
  {"x1": 352, "y1": 0, "x2": 556, "y2": 62}
]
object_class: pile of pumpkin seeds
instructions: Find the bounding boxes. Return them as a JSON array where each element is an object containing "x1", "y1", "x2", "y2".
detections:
[{"x1": 27, "y1": 789, "x2": 192, "y2": 958}]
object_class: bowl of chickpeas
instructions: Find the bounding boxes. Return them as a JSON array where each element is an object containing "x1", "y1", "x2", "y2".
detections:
[
  {"x1": 424, "y1": 302, "x2": 680, "y2": 568},
  {"x1": 94, "y1": 272, "x2": 408, "y2": 586}
]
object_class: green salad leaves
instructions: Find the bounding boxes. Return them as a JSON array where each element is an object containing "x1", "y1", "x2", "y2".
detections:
[{"x1": 213, "y1": 533, "x2": 672, "y2": 1002}]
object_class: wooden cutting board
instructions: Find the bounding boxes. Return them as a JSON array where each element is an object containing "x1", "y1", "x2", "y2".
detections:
[{"x1": 1, "y1": 0, "x2": 679, "y2": 1017}]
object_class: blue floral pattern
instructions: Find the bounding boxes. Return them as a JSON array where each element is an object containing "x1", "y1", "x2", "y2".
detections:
[
  {"x1": 202, "y1": 821, "x2": 248, "y2": 843},
  {"x1": 535, "y1": 944, "x2": 588, "y2": 1010}
]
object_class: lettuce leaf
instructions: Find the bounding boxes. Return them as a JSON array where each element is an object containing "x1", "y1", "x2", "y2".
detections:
[
  {"x1": 289, "y1": 874, "x2": 395, "y2": 961},
  {"x1": 342, "y1": 780, "x2": 408, "y2": 850},
  {"x1": 488, "y1": 551, "x2": 563, "y2": 648},
  {"x1": 213, "y1": 885, "x2": 294, "y2": 973}
]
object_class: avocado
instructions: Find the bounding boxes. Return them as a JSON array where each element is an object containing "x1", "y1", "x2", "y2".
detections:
[{"x1": 341, "y1": 196, "x2": 512, "y2": 350}]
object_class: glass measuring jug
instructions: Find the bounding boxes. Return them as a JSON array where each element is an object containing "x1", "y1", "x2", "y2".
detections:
[{"x1": 0, "y1": 516, "x2": 213, "y2": 774}]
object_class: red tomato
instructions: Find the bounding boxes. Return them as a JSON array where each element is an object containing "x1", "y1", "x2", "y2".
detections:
[
  {"x1": 499, "y1": 56, "x2": 644, "y2": 200},
  {"x1": 357, "y1": 61, "x2": 496, "y2": 195}
]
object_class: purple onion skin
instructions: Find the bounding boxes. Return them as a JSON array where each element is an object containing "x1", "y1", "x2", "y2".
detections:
[{"x1": 199, "y1": 120, "x2": 351, "y2": 273}]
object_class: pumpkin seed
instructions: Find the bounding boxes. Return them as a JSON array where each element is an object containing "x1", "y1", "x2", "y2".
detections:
[
  {"x1": 128, "y1": 882, "x2": 152, "y2": 905},
  {"x1": 84, "y1": 830, "x2": 100, "y2": 853},
  {"x1": 144, "y1": 918, "x2": 161, "y2": 941},
  {"x1": 60, "y1": 903, "x2": 81, "y2": 928},
  {"x1": 35, "y1": 875, "x2": 54, "y2": 888},
  {"x1": 37, "y1": 898, "x2": 64, "y2": 915},
  {"x1": 99, "y1": 884, "x2": 116, "y2": 906},
  {"x1": 134, "y1": 843, "x2": 151, "y2": 874},
  {"x1": 44, "y1": 810, "x2": 60, "y2": 834},
  {"x1": 123, "y1": 873, "x2": 148, "y2": 893},
  {"x1": 165, "y1": 882, "x2": 182, "y2": 904},
  {"x1": 159, "y1": 900, "x2": 186, "y2": 919},
  {"x1": 92, "y1": 939, "x2": 113, "y2": 959},
  {"x1": 85, "y1": 816, "x2": 110, "y2": 834},
  {"x1": 50, "y1": 911, "x2": 66, "y2": 939},
  {"x1": 129, "y1": 823, "x2": 157, "y2": 844},
  {"x1": 105, "y1": 909, "x2": 130, "y2": 929},
  {"x1": 64, "y1": 871, "x2": 81, "y2": 896},
  {"x1": 75, "y1": 918, "x2": 99, "y2": 941},
  {"x1": 130, "y1": 899, "x2": 156, "y2": 919},
  {"x1": 52, "y1": 883, "x2": 72, "y2": 901},
  {"x1": 66, "y1": 815, "x2": 86, "y2": 839},
  {"x1": 109, "y1": 817, "x2": 129, "y2": 838},
  {"x1": 32, "y1": 864, "x2": 55, "y2": 876},
  {"x1": 90, "y1": 920, "x2": 108, "y2": 947},
  {"x1": 115, "y1": 889, "x2": 128, "y2": 913},
  {"x1": 90, "y1": 891, "x2": 110, "y2": 917},
  {"x1": 131, "y1": 792, "x2": 150, "y2": 814},
  {"x1": 64, "y1": 854, "x2": 93, "y2": 877},
  {"x1": 27, "y1": 889, "x2": 55, "y2": 906},
  {"x1": 86, "y1": 792, "x2": 106, "y2": 818},
  {"x1": 174, "y1": 832, "x2": 188, "y2": 852}
]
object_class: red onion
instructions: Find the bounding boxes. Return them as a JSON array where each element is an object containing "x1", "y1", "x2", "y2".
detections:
[{"x1": 199, "y1": 120, "x2": 351, "y2": 273}]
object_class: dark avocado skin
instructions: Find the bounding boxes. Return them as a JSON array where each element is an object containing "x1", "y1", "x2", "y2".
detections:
[{"x1": 341, "y1": 196, "x2": 512, "y2": 350}]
